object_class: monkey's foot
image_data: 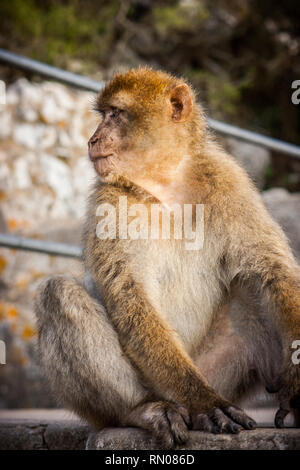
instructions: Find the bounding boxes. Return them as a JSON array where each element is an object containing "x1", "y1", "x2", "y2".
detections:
[
  {"x1": 193, "y1": 405, "x2": 256, "y2": 434},
  {"x1": 122, "y1": 401, "x2": 190, "y2": 449},
  {"x1": 266, "y1": 364, "x2": 300, "y2": 428}
]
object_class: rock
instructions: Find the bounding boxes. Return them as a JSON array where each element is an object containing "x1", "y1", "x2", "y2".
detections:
[
  {"x1": 0, "y1": 320, "x2": 57, "y2": 409},
  {"x1": 0, "y1": 411, "x2": 299, "y2": 450},
  {"x1": 71, "y1": 156, "x2": 95, "y2": 217},
  {"x1": 0, "y1": 79, "x2": 98, "y2": 409},
  {"x1": 39, "y1": 153, "x2": 72, "y2": 201},
  {"x1": 44, "y1": 421, "x2": 89, "y2": 450},
  {"x1": 226, "y1": 137, "x2": 271, "y2": 189},
  {"x1": 0, "y1": 160, "x2": 10, "y2": 192},
  {"x1": 0, "y1": 416, "x2": 89, "y2": 450},
  {"x1": 7, "y1": 79, "x2": 41, "y2": 121},
  {"x1": 41, "y1": 82, "x2": 75, "y2": 114},
  {"x1": 13, "y1": 123, "x2": 57, "y2": 149},
  {"x1": 13, "y1": 156, "x2": 32, "y2": 189},
  {"x1": 68, "y1": 113, "x2": 87, "y2": 148},
  {"x1": 0, "y1": 421, "x2": 46, "y2": 450},
  {"x1": 40, "y1": 95, "x2": 68, "y2": 124},
  {"x1": 0, "y1": 109, "x2": 12, "y2": 139},
  {"x1": 0, "y1": 208, "x2": 7, "y2": 232},
  {"x1": 263, "y1": 188, "x2": 300, "y2": 261},
  {"x1": 88, "y1": 427, "x2": 300, "y2": 450},
  {"x1": 1, "y1": 78, "x2": 98, "y2": 229}
]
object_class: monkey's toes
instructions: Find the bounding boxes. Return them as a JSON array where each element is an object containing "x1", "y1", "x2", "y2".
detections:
[
  {"x1": 165, "y1": 404, "x2": 190, "y2": 446},
  {"x1": 193, "y1": 406, "x2": 256, "y2": 433},
  {"x1": 222, "y1": 405, "x2": 256, "y2": 430},
  {"x1": 124, "y1": 401, "x2": 189, "y2": 449}
]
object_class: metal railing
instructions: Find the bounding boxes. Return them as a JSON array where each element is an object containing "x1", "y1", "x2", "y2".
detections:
[
  {"x1": 0, "y1": 234, "x2": 82, "y2": 259},
  {"x1": 0, "y1": 49, "x2": 103, "y2": 93},
  {"x1": 0, "y1": 48, "x2": 299, "y2": 257},
  {"x1": 1, "y1": 49, "x2": 300, "y2": 159}
]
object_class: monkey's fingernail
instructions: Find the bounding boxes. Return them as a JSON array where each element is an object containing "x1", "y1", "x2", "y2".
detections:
[
  {"x1": 232, "y1": 424, "x2": 239, "y2": 433},
  {"x1": 248, "y1": 421, "x2": 255, "y2": 429}
]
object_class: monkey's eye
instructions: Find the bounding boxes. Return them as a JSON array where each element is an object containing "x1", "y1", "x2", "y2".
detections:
[{"x1": 109, "y1": 107, "x2": 123, "y2": 118}]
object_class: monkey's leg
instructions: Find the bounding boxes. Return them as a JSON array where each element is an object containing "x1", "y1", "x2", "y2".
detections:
[
  {"x1": 195, "y1": 291, "x2": 283, "y2": 404},
  {"x1": 35, "y1": 276, "x2": 188, "y2": 448},
  {"x1": 192, "y1": 289, "x2": 286, "y2": 432},
  {"x1": 236, "y1": 255, "x2": 300, "y2": 427},
  {"x1": 194, "y1": 312, "x2": 256, "y2": 404}
]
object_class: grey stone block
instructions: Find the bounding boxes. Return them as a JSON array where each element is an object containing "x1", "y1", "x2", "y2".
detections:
[
  {"x1": 0, "y1": 415, "x2": 300, "y2": 450},
  {"x1": 86, "y1": 427, "x2": 300, "y2": 451},
  {"x1": 0, "y1": 418, "x2": 89, "y2": 450}
]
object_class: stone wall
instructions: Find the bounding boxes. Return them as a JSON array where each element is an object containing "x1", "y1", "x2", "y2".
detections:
[{"x1": 0, "y1": 78, "x2": 98, "y2": 408}]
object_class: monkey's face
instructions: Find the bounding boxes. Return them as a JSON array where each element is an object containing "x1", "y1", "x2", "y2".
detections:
[
  {"x1": 88, "y1": 68, "x2": 196, "y2": 186},
  {"x1": 88, "y1": 105, "x2": 131, "y2": 183}
]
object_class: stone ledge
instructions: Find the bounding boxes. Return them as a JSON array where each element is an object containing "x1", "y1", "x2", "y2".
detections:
[
  {"x1": 0, "y1": 418, "x2": 89, "y2": 450},
  {"x1": 87, "y1": 427, "x2": 300, "y2": 450},
  {"x1": 0, "y1": 416, "x2": 300, "y2": 450}
]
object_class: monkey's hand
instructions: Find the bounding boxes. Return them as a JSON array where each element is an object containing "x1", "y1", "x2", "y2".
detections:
[
  {"x1": 122, "y1": 401, "x2": 190, "y2": 449},
  {"x1": 267, "y1": 361, "x2": 300, "y2": 428},
  {"x1": 192, "y1": 403, "x2": 256, "y2": 434}
]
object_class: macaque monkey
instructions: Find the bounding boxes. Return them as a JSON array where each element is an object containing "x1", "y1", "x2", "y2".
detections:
[{"x1": 35, "y1": 68, "x2": 300, "y2": 448}]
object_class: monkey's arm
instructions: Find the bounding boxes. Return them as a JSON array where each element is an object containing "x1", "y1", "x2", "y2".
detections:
[
  {"x1": 98, "y1": 268, "x2": 223, "y2": 414},
  {"x1": 229, "y1": 206, "x2": 300, "y2": 336},
  {"x1": 96, "y1": 268, "x2": 254, "y2": 431},
  {"x1": 227, "y1": 195, "x2": 300, "y2": 426}
]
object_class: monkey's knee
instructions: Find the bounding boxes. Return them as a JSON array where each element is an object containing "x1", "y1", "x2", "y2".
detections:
[
  {"x1": 35, "y1": 275, "x2": 149, "y2": 426},
  {"x1": 35, "y1": 275, "x2": 79, "y2": 323}
]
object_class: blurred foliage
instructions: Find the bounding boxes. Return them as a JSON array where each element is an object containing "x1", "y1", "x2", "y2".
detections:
[
  {"x1": 153, "y1": 3, "x2": 209, "y2": 35},
  {"x1": 0, "y1": 0, "x2": 299, "y2": 148},
  {"x1": 0, "y1": 0, "x2": 119, "y2": 70}
]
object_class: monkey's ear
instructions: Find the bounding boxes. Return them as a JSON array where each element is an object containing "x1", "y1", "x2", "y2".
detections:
[{"x1": 169, "y1": 84, "x2": 193, "y2": 122}]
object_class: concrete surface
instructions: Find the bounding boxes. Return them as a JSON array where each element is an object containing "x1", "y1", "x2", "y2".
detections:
[
  {"x1": 0, "y1": 409, "x2": 299, "y2": 450},
  {"x1": 87, "y1": 427, "x2": 300, "y2": 450}
]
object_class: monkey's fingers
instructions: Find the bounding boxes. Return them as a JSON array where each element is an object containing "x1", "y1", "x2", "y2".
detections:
[
  {"x1": 165, "y1": 405, "x2": 189, "y2": 445},
  {"x1": 176, "y1": 405, "x2": 192, "y2": 428},
  {"x1": 209, "y1": 408, "x2": 242, "y2": 434},
  {"x1": 193, "y1": 413, "x2": 219, "y2": 433},
  {"x1": 222, "y1": 405, "x2": 256, "y2": 430},
  {"x1": 193, "y1": 406, "x2": 254, "y2": 434}
]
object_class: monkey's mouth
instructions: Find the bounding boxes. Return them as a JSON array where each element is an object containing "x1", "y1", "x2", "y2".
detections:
[{"x1": 90, "y1": 154, "x2": 115, "y2": 175}]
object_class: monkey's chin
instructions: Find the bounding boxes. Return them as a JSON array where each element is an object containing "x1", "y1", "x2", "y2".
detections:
[
  {"x1": 93, "y1": 156, "x2": 118, "y2": 182},
  {"x1": 94, "y1": 155, "x2": 113, "y2": 173}
]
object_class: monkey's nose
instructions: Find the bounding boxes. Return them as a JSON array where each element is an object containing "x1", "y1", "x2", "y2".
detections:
[{"x1": 88, "y1": 135, "x2": 99, "y2": 147}]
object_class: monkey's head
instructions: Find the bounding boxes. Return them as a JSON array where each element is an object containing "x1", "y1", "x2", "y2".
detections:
[{"x1": 88, "y1": 68, "x2": 205, "y2": 186}]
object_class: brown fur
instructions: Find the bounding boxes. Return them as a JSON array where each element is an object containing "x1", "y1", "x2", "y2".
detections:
[{"x1": 35, "y1": 68, "x2": 300, "y2": 447}]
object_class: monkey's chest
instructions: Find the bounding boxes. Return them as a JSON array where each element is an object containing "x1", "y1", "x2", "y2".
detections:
[{"x1": 133, "y1": 240, "x2": 225, "y2": 356}]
